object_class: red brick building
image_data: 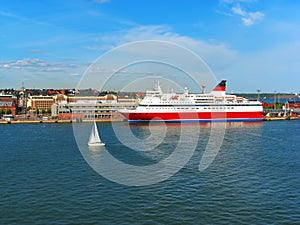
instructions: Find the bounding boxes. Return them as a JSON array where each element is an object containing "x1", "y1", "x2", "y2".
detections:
[{"x1": 0, "y1": 95, "x2": 17, "y2": 115}]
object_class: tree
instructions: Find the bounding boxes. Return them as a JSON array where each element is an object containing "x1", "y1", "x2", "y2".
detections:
[
  {"x1": 6, "y1": 108, "x2": 12, "y2": 114},
  {"x1": 41, "y1": 108, "x2": 46, "y2": 115},
  {"x1": 47, "y1": 108, "x2": 51, "y2": 114},
  {"x1": 0, "y1": 109, "x2": 4, "y2": 116},
  {"x1": 35, "y1": 108, "x2": 39, "y2": 115}
]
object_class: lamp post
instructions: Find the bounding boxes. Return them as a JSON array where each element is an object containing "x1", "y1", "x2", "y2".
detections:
[
  {"x1": 257, "y1": 89, "x2": 261, "y2": 101},
  {"x1": 274, "y1": 91, "x2": 277, "y2": 109}
]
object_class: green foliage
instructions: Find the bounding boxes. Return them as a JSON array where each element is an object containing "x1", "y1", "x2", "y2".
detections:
[
  {"x1": 41, "y1": 108, "x2": 46, "y2": 114},
  {"x1": 47, "y1": 108, "x2": 51, "y2": 114},
  {"x1": 0, "y1": 109, "x2": 4, "y2": 115},
  {"x1": 276, "y1": 103, "x2": 283, "y2": 109},
  {"x1": 35, "y1": 108, "x2": 39, "y2": 115},
  {"x1": 6, "y1": 108, "x2": 12, "y2": 114}
]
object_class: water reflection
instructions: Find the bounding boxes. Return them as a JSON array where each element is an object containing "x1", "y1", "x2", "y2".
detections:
[{"x1": 73, "y1": 121, "x2": 264, "y2": 186}]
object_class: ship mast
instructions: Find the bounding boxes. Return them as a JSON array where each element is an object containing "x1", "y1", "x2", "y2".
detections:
[{"x1": 201, "y1": 84, "x2": 206, "y2": 94}]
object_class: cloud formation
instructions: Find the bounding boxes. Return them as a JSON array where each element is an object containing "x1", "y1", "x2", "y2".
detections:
[
  {"x1": 0, "y1": 58, "x2": 77, "y2": 72},
  {"x1": 231, "y1": 4, "x2": 264, "y2": 26},
  {"x1": 219, "y1": 0, "x2": 264, "y2": 26},
  {"x1": 88, "y1": 25, "x2": 238, "y2": 69}
]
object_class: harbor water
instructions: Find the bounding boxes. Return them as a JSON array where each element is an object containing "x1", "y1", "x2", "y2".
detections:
[{"x1": 0, "y1": 121, "x2": 299, "y2": 224}]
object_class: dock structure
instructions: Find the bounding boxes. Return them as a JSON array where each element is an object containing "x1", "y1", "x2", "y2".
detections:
[
  {"x1": 0, "y1": 118, "x2": 123, "y2": 124},
  {"x1": 263, "y1": 108, "x2": 300, "y2": 121}
]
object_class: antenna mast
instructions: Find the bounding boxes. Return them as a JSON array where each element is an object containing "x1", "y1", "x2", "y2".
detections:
[{"x1": 201, "y1": 84, "x2": 206, "y2": 94}]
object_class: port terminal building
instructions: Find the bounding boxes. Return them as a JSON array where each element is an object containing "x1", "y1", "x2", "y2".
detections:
[{"x1": 51, "y1": 94, "x2": 137, "y2": 121}]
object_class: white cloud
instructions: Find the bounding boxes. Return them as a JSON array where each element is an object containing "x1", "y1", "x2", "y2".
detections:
[
  {"x1": 0, "y1": 58, "x2": 83, "y2": 89},
  {"x1": 218, "y1": 39, "x2": 300, "y2": 92},
  {"x1": 87, "y1": 25, "x2": 238, "y2": 72},
  {"x1": 241, "y1": 17, "x2": 254, "y2": 26},
  {"x1": 231, "y1": 4, "x2": 264, "y2": 26},
  {"x1": 219, "y1": 1, "x2": 264, "y2": 26},
  {"x1": 69, "y1": 73, "x2": 81, "y2": 76},
  {"x1": 42, "y1": 67, "x2": 64, "y2": 72},
  {"x1": 86, "y1": 45, "x2": 115, "y2": 51},
  {"x1": 0, "y1": 58, "x2": 78, "y2": 72},
  {"x1": 81, "y1": 25, "x2": 240, "y2": 91},
  {"x1": 249, "y1": 11, "x2": 264, "y2": 20},
  {"x1": 0, "y1": 9, "x2": 18, "y2": 18},
  {"x1": 89, "y1": 24, "x2": 299, "y2": 92},
  {"x1": 5, "y1": 58, "x2": 48, "y2": 68},
  {"x1": 232, "y1": 5, "x2": 247, "y2": 16}
]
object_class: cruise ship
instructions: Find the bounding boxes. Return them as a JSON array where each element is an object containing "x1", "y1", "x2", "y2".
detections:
[{"x1": 119, "y1": 80, "x2": 264, "y2": 123}]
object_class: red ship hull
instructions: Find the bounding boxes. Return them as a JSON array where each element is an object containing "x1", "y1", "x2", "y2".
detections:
[{"x1": 121, "y1": 111, "x2": 264, "y2": 123}]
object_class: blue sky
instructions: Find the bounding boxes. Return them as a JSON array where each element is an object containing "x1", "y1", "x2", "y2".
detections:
[{"x1": 0, "y1": 0, "x2": 299, "y2": 92}]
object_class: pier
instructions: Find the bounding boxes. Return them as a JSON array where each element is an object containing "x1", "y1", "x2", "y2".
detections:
[
  {"x1": 0, "y1": 119, "x2": 118, "y2": 124},
  {"x1": 263, "y1": 108, "x2": 300, "y2": 121}
]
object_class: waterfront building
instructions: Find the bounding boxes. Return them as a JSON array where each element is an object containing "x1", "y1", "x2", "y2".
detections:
[
  {"x1": 51, "y1": 101, "x2": 136, "y2": 120},
  {"x1": 52, "y1": 101, "x2": 136, "y2": 120},
  {"x1": 27, "y1": 95, "x2": 55, "y2": 111},
  {"x1": 51, "y1": 95, "x2": 137, "y2": 121},
  {"x1": 0, "y1": 95, "x2": 18, "y2": 115},
  {"x1": 53, "y1": 94, "x2": 68, "y2": 103}
]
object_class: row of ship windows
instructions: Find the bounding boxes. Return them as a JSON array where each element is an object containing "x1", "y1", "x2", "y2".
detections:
[
  {"x1": 60, "y1": 106, "x2": 128, "y2": 109},
  {"x1": 159, "y1": 100, "x2": 215, "y2": 103},
  {"x1": 146, "y1": 102, "x2": 194, "y2": 104},
  {"x1": 147, "y1": 100, "x2": 243, "y2": 103},
  {"x1": 159, "y1": 99, "x2": 214, "y2": 103},
  {"x1": 140, "y1": 104, "x2": 259, "y2": 107}
]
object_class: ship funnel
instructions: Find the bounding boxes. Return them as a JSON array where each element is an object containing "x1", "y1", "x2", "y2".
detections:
[{"x1": 213, "y1": 80, "x2": 226, "y2": 92}]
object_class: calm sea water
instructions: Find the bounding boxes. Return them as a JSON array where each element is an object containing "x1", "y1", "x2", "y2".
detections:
[{"x1": 0, "y1": 121, "x2": 299, "y2": 224}]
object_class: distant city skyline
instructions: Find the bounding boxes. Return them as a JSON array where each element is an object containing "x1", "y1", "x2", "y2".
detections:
[{"x1": 0, "y1": 0, "x2": 299, "y2": 93}]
